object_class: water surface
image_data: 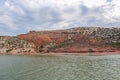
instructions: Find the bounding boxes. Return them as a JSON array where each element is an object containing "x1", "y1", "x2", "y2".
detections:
[{"x1": 0, "y1": 55, "x2": 120, "y2": 80}]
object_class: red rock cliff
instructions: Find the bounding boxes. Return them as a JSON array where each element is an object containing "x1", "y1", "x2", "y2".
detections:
[{"x1": 17, "y1": 27, "x2": 120, "y2": 53}]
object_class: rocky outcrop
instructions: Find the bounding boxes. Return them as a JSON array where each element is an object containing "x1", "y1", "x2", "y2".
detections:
[
  {"x1": 0, "y1": 27, "x2": 119, "y2": 55},
  {"x1": 17, "y1": 27, "x2": 120, "y2": 53},
  {"x1": 0, "y1": 36, "x2": 35, "y2": 54}
]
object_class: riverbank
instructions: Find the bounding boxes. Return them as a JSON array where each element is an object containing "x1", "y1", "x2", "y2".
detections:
[{"x1": 0, "y1": 51, "x2": 120, "y2": 56}]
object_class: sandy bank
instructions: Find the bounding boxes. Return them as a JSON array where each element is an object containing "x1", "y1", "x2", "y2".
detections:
[{"x1": 0, "y1": 51, "x2": 120, "y2": 56}]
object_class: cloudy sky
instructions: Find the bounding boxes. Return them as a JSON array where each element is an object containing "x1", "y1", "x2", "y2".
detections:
[{"x1": 0, "y1": 0, "x2": 120, "y2": 35}]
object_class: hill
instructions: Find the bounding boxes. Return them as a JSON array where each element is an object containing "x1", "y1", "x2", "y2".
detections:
[
  {"x1": 17, "y1": 27, "x2": 120, "y2": 54},
  {"x1": 0, "y1": 36, "x2": 35, "y2": 54}
]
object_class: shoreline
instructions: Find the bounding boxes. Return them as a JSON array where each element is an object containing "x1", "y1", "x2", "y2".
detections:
[{"x1": 0, "y1": 51, "x2": 120, "y2": 56}]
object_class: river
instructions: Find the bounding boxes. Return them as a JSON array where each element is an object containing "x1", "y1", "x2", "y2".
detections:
[{"x1": 0, "y1": 55, "x2": 120, "y2": 80}]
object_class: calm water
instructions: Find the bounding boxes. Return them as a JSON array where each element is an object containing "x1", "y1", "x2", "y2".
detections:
[{"x1": 0, "y1": 55, "x2": 120, "y2": 80}]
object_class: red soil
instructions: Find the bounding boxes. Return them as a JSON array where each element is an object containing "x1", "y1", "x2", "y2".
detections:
[{"x1": 17, "y1": 30, "x2": 120, "y2": 54}]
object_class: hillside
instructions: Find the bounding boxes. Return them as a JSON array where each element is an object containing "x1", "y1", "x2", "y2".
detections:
[
  {"x1": 17, "y1": 27, "x2": 120, "y2": 53},
  {"x1": 0, "y1": 36, "x2": 35, "y2": 54}
]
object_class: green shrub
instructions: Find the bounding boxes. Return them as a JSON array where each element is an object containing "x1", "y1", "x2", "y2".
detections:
[
  {"x1": 6, "y1": 48, "x2": 13, "y2": 53},
  {"x1": 109, "y1": 42, "x2": 120, "y2": 48}
]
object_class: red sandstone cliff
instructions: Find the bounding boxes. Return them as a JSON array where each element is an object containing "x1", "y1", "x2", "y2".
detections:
[{"x1": 17, "y1": 27, "x2": 120, "y2": 53}]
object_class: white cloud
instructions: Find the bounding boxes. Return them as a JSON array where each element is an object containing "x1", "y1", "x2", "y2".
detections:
[
  {"x1": 19, "y1": 0, "x2": 107, "y2": 9},
  {"x1": 18, "y1": 0, "x2": 106, "y2": 20},
  {"x1": 102, "y1": 0, "x2": 120, "y2": 22},
  {"x1": 18, "y1": 0, "x2": 120, "y2": 28},
  {"x1": 0, "y1": 14, "x2": 18, "y2": 30},
  {"x1": 19, "y1": 0, "x2": 81, "y2": 9},
  {"x1": 82, "y1": 0, "x2": 106, "y2": 8},
  {"x1": 4, "y1": 0, "x2": 25, "y2": 15},
  {"x1": 1, "y1": 0, "x2": 120, "y2": 35}
]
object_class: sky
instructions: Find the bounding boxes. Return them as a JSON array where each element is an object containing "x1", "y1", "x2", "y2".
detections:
[{"x1": 0, "y1": 0, "x2": 120, "y2": 36}]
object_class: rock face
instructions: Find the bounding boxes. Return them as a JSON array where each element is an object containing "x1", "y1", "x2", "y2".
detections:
[
  {"x1": 0, "y1": 36, "x2": 35, "y2": 54},
  {"x1": 0, "y1": 27, "x2": 120, "y2": 55},
  {"x1": 17, "y1": 27, "x2": 120, "y2": 53}
]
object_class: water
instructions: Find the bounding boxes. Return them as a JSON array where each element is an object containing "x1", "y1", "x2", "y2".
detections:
[{"x1": 0, "y1": 55, "x2": 120, "y2": 80}]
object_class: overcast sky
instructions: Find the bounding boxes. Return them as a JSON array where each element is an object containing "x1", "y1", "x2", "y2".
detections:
[{"x1": 0, "y1": 0, "x2": 120, "y2": 35}]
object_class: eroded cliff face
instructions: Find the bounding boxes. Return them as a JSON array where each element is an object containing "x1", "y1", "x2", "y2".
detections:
[
  {"x1": 0, "y1": 27, "x2": 119, "y2": 55},
  {"x1": 17, "y1": 27, "x2": 120, "y2": 53},
  {"x1": 0, "y1": 36, "x2": 35, "y2": 54}
]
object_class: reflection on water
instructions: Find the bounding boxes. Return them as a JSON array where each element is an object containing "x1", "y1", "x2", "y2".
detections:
[{"x1": 0, "y1": 55, "x2": 120, "y2": 80}]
